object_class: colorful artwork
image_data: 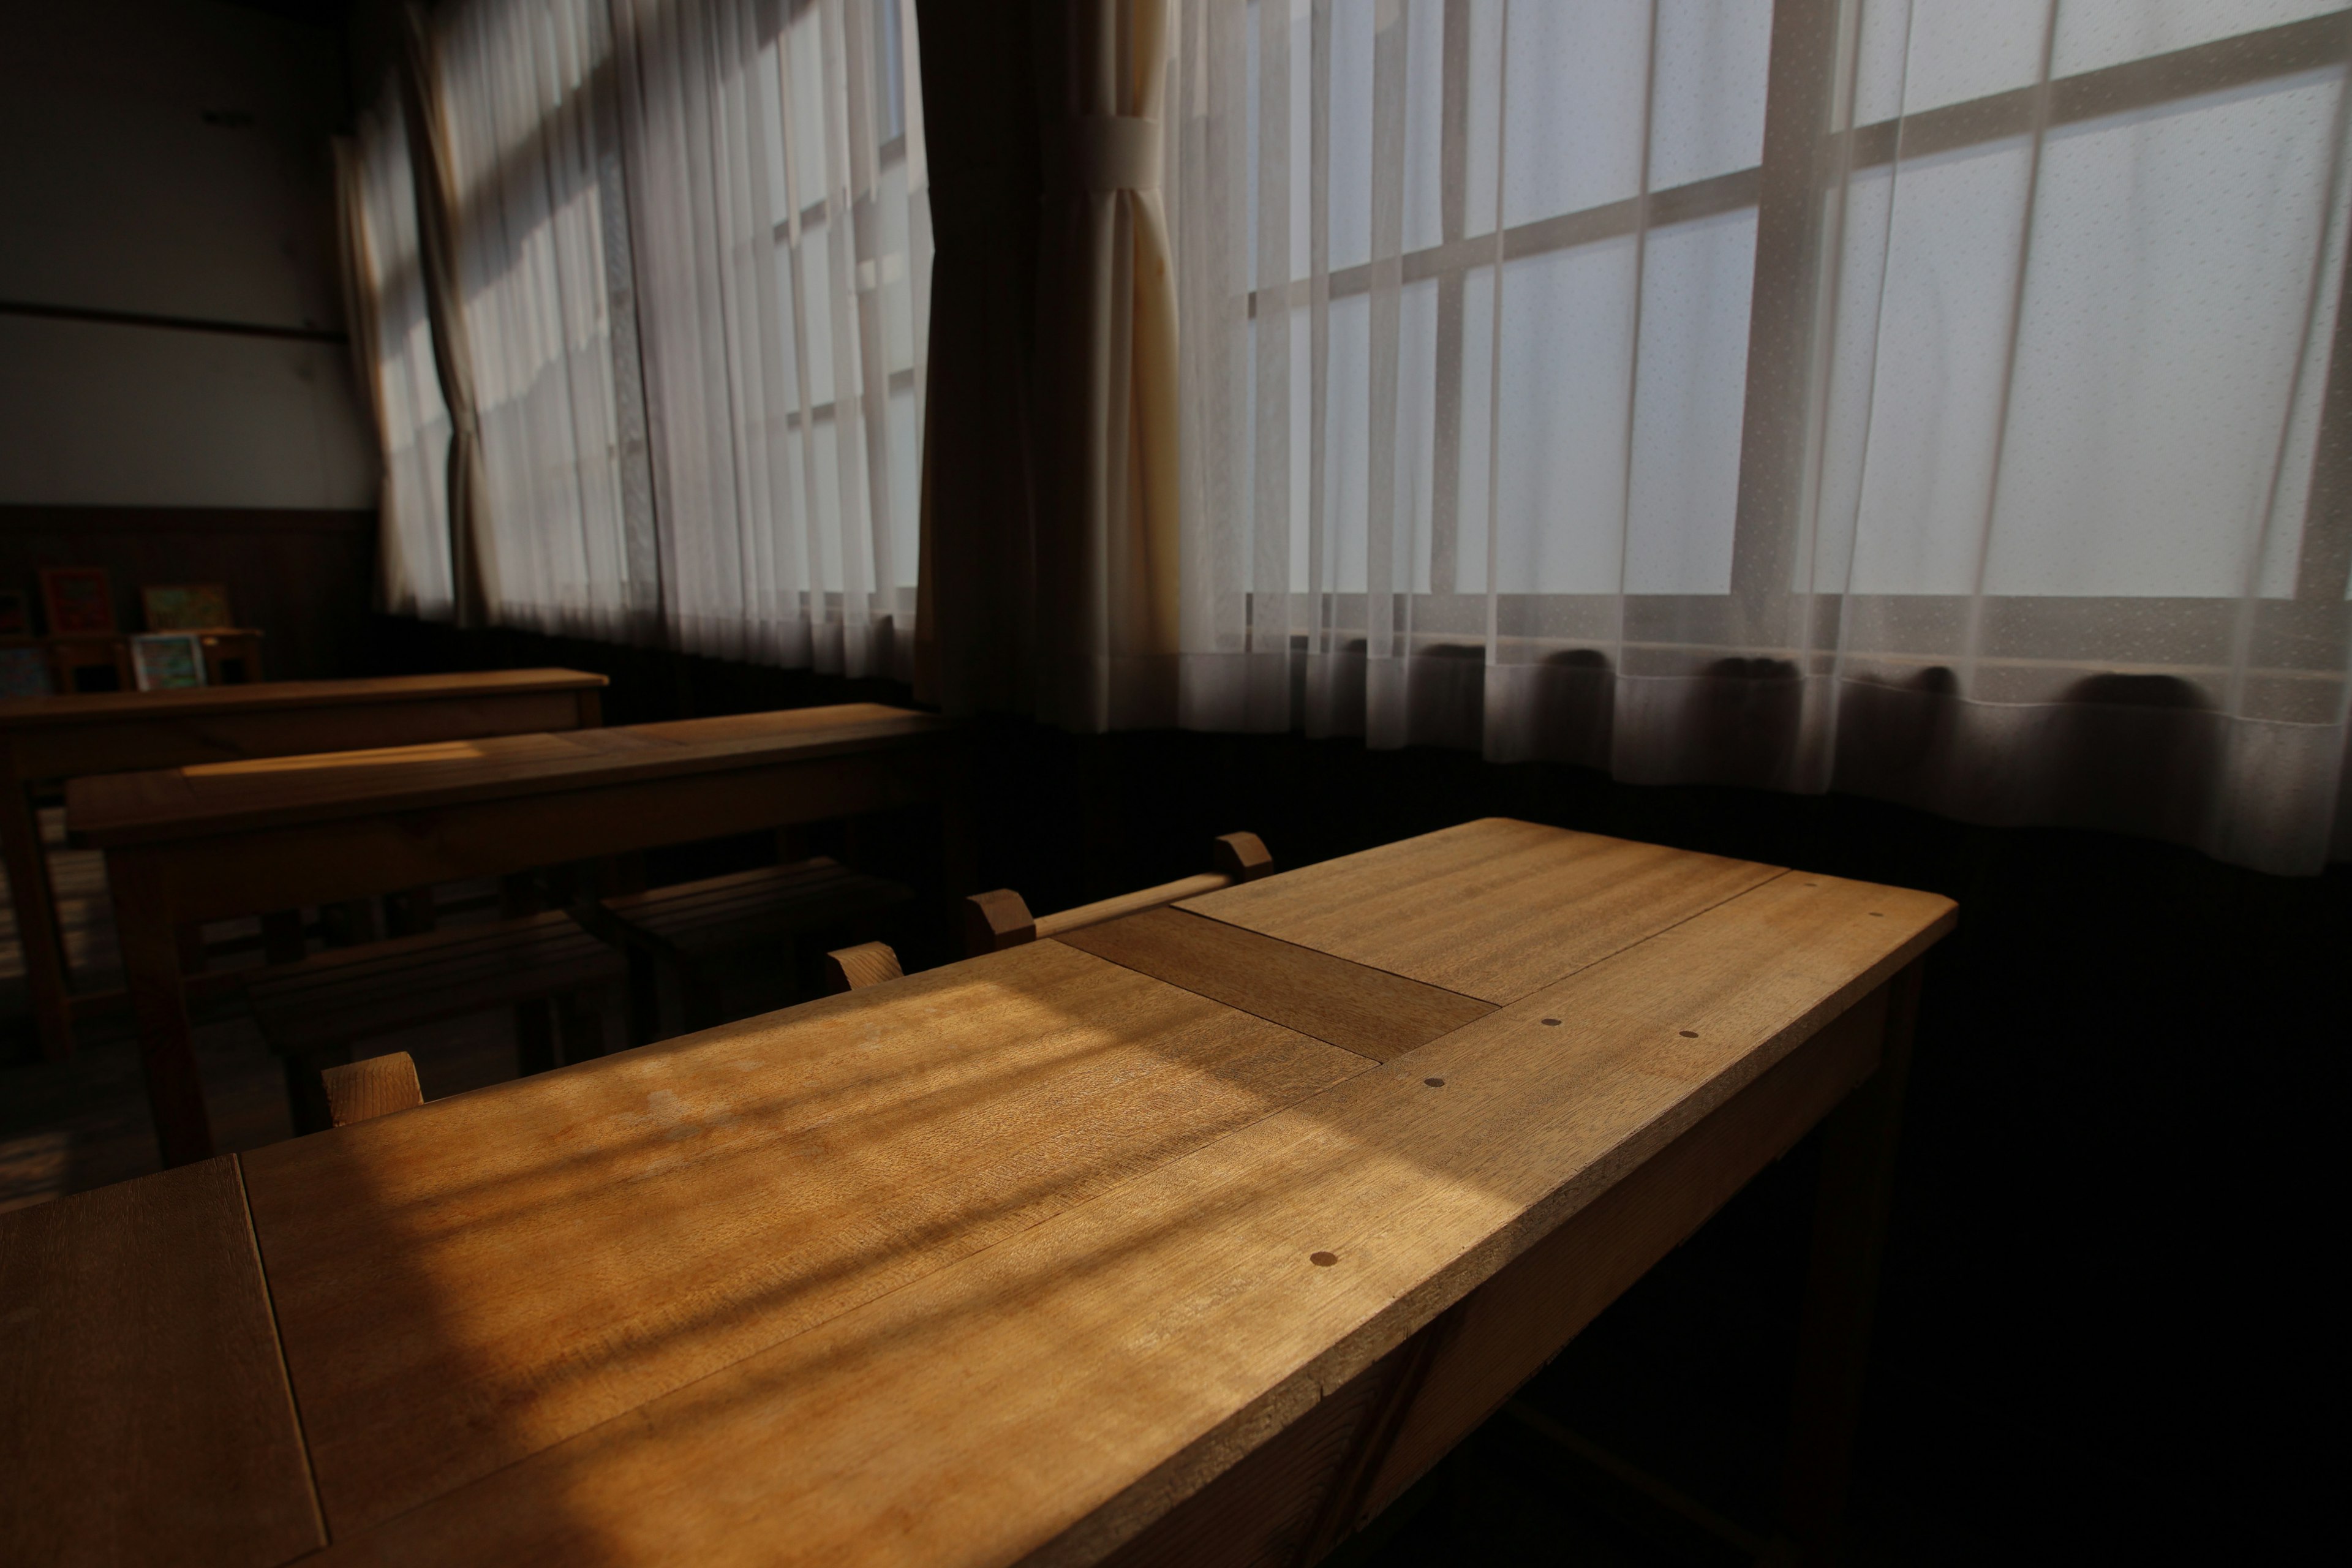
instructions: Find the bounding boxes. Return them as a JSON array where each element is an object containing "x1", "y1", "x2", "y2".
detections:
[
  {"x1": 141, "y1": 583, "x2": 235, "y2": 631},
  {"x1": 0, "y1": 646, "x2": 52, "y2": 698},
  {"x1": 39, "y1": 568, "x2": 115, "y2": 635},
  {"x1": 0, "y1": 590, "x2": 31, "y2": 638},
  {"x1": 131, "y1": 633, "x2": 206, "y2": 692}
]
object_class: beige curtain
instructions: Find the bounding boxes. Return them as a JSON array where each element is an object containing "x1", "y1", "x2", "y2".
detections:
[
  {"x1": 911, "y1": 0, "x2": 1182, "y2": 729},
  {"x1": 334, "y1": 96, "x2": 458, "y2": 620},
  {"x1": 397, "y1": 0, "x2": 495, "y2": 627},
  {"x1": 1031, "y1": 0, "x2": 1182, "y2": 730},
  {"x1": 331, "y1": 134, "x2": 393, "y2": 594}
]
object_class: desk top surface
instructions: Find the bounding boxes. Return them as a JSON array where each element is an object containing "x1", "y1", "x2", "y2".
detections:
[
  {"x1": 0, "y1": 820, "x2": 1954, "y2": 1568},
  {"x1": 0, "y1": 668, "x2": 606, "y2": 731},
  {"x1": 64, "y1": 703, "x2": 945, "y2": 846}
]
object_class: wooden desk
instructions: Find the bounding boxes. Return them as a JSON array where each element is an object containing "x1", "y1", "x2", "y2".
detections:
[
  {"x1": 0, "y1": 1158, "x2": 320, "y2": 1567},
  {"x1": 67, "y1": 703, "x2": 954, "y2": 1169},
  {"x1": 2, "y1": 820, "x2": 1953, "y2": 1567},
  {"x1": 0, "y1": 669, "x2": 608, "y2": 1059}
]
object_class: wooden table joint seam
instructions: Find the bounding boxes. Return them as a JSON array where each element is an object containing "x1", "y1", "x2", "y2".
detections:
[{"x1": 236, "y1": 1152, "x2": 331, "y2": 1553}]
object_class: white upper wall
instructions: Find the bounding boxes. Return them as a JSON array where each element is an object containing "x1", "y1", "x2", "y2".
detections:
[{"x1": 0, "y1": 0, "x2": 378, "y2": 508}]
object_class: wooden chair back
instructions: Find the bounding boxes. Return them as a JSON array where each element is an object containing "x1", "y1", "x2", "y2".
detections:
[
  {"x1": 318, "y1": 1052, "x2": 424, "y2": 1128},
  {"x1": 822, "y1": 941, "x2": 904, "y2": 994},
  {"x1": 822, "y1": 834, "x2": 1275, "y2": 992}
]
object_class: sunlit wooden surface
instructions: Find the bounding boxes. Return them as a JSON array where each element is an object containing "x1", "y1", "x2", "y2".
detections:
[{"x1": 1, "y1": 819, "x2": 1954, "y2": 1568}]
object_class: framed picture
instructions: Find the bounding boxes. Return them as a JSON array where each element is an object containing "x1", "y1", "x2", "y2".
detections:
[
  {"x1": 141, "y1": 582, "x2": 235, "y2": 631},
  {"x1": 39, "y1": 567, "x2": 115, "y2": 635},
  {"x1": 0, "y1": 645, "x2": 53, "y2": 698},
  {"x1": 0, "y1": 590, "x2": 31, "y2": 638},
  {"x1": 131, "y1": 633, "x2": 207, "y2": 692}
]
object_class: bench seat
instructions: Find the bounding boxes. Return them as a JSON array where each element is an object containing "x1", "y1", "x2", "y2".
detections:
[
  {"x1": 248, "y1": 910, "x2": 626, "y2": 1132},
  {"x1": 597, "y1": 858, "x2": 913, "y2": 1038}
]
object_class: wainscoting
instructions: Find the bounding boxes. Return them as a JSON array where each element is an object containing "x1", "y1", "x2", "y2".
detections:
[{"x1": 0, "y1": 504, "x2": 375, "y2": 680}]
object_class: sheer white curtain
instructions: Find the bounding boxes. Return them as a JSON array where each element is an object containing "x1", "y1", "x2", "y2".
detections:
[
  {"x1": 612, "y1": 0, "x2": 930, "y2": 674},
  {"x1": 433, "y1": 0, "x2": 661, "y2": 641},
  {"x1": 342, "y1": 86, "x2": 456, "y2": 620},
  {"x1": 1174, "y1": 0, "x2": 2352, "y2": 875},
  {"x1": 405, "y1": 0, "x2": 927, "y2": 668}
]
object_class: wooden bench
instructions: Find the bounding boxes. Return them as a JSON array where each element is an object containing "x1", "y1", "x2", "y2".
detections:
[
  {"x1": 247, "y1": 911, "x2": 626, "y2": 1134},
  {"x1": 823, "y1": 834, "x2": 1276, "y2": 993},
  {"x1": 594, "y1": 858, "x2": 915, "y2": 1039},
  {"x1": 67, "y1": 701, "x2": 954, "y2": 1166},
  {"x1": 0, "y1": 668, "x2": 608, "y2": 1061}
]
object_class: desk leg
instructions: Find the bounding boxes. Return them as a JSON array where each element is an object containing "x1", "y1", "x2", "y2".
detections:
[
  {"x1": 384, "y1": 887, "x2": 437, "y2": 937},
  {"x1": 1777, "y1": 960, "x2": 1923, "y2": 1566},
  {"x1": 941, "y1": 745, "x2": 979, "y2": 896},
  {"x1": 502, "y1": 873, "x2": 557, "y2": 1076},
  {"x1": 0, "y1": 775, "x2": 77, "y2": 1061},
  {"x1": 261, "y1": 911, "x2": 306, "y2": 964},
  {"x1": 107, "y1": 850, "x2": 213, "y2": 1168}
]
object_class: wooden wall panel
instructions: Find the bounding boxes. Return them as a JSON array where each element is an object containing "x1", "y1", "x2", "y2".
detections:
[{"x1": 0, "y1": 505, "x2": 375, "y2": 682}]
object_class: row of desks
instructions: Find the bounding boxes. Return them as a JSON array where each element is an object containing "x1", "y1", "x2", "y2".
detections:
[
  {"x1": 0, "y1": 675, "x2": 956, "y2": 1166},
  {"x1": 1, "y1": 817, "x2": 1955, "y2": 1566},
  {"x1": 0, "y1": 670, "x2": 610, "y2": 1058}
]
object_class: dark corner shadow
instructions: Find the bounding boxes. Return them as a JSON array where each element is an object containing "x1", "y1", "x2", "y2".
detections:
[
  {"x1": 1695, "y1": 655, "x2": 1803, "y2": 788},
  {"x1": 1509, "y1": 647, "x2": 1615, "y2": 769},
  {"x1": 1834, "y1": 665, "x2": 2222, "y2": 846},
  {"x1": 2049, "y1": 672, "x2": 2220, "y2": 844},
  {"x1": 1833, "y1": 663, "x2": 1958, "y2": 802},
  {"x1": 1404, "y1": 644, "x2": 1486, "y2": 753}
]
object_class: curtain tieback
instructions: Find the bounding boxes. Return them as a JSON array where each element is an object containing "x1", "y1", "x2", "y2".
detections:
[{"x1": 1055, "y1": 114, "x2": 1161, "y2": 193}]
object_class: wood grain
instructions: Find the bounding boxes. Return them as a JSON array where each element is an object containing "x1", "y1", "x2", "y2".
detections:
[
  {"x1": 67, "y1": 704, "x2": 946, "y2": 846},
  {"x1": 0, "y1": 667, "x2": 605, "y2": 733},
  {"x1": 0, "y1": 1156, "x2": 322, "y2": 1568},
  {"x1": 307, "y1": 870, "x2": 1952, "y2": 1567},
  {"x1": 12, "y1": 692, "x2": 598, "y2": 785},
  {"x1": 243, "y1": 940, "x2": 1367, "y2": 1538},
  {"x1": 1093, "y1": 1341, "x2": 1403, "y2": 1568},
  {"x1": 1180, "y1": 817, "x2": 1783, "y2": 1003},
  {"x1": 134, "y1": 741, "x2": 951, "y2": 923},
  {"x1": 323, "y1": 1052, "x2": 426, "y2": 1127},
  {"x1": 824, "y1": 940, "x2": 904, "y2": 992},
  {"x1": 1057, "y1": 908, "x2": 1493, "y2": 1062},
  {"x1": 620, "y1": 704, "x2": 918, "y2": 745}
]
